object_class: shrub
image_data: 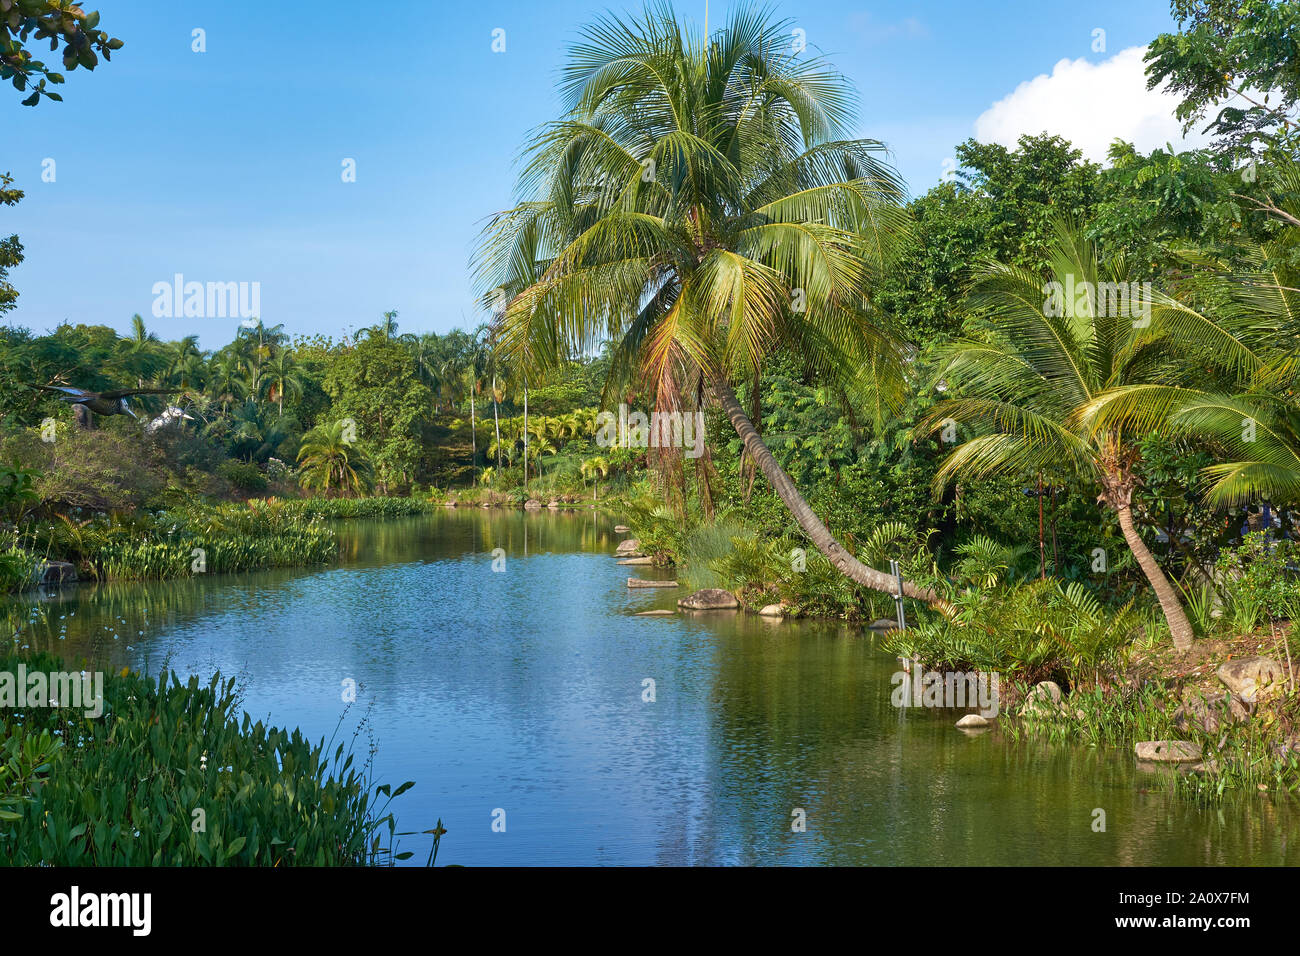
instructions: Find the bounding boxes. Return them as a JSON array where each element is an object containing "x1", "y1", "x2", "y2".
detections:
[
  {"x1": 886, "y1": 578, "x2": 1142, "y2": 687},
  {"x1": 0, "y1": 425, "x2": 169, "y2": 512},
  {"x1": 219, "y1": 460, "x2": 269, "y2": 494},
  {"x1": 0, "y1": 547, "x2": 37, "y2": 594},
  {"x1": 1215, "y1": 532, "x2": 1298, "y2": 631}
]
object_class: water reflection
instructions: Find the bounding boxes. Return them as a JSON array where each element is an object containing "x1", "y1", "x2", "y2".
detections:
[{"x1": 3, "y1": 509, "x2": 1295, "y2": 865}]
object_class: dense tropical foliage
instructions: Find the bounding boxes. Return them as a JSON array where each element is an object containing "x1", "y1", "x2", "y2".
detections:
[{"x1": 2, "y1": 0, "x2": 1300, "y2": 820}]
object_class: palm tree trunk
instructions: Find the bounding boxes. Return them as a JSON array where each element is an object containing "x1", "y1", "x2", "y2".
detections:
[
  {"x1": 712, "y1": 375, "x2": 939, "y2": 604},
  {"x1": 1115, "y1": 503, "x2": 1194, "y2": 653},
  {"x1": 523, "y1": 376, "x2": 529, "y2": 493},
  {"x1": 470, "y1": 387, "x2": 477, "y2": 479},
  {"x1": 493, "y1": 382, "x2": 502, "y2": 471}
]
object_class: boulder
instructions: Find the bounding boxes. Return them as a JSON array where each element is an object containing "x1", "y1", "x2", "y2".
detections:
[
  {"x1": 1173, "y1": 692, "x2": 1250, "y2": 735},
  {"x1": 634, "y1": 609, "x2": 676, "y2": 616},
  {"x1": 627, "y1": 578, "x2": 678, "y2": 588},
  {"x1": 955, "y1": 714, "x2": 990, "y2": 729},
  {"x1": 758, "y1": 604, "x2": 785, "y2": 617},
  {"x1": 547, "y1": 500, "x2": 561, "y2": 509},
  {"x1": 1135, "y1": 740, "x2": 1203, "y2": 763},
  {"x1": 677, "y1": 588, "x2": 740, "y2": 610},
  {"x1": 1020, "y1": 681, "x2": 1063, "y2": 716},
  {"x1": 615, "y1": 538, "x2": 641, "y2": 554},
  {"x1": 523, "y1": 499, "x2": 543, "y2": 510},
  {"x1": 1032, "y1": 681, "x2": 1062, "y2": 704},
  {"x1": 613, "y1": 525, "x2": 632, "y2": 533},
  {"x1": 617, "y1": 557, "x2": 654, "y2": 565},
  {"x1": 1216, "y1": 657, "x2": 1285, "y2": 703},
  {"x1": 868, "y1": 619, "x2": 899, "y2": 630},
  {"x1": 36, "y1": 560, "x2": 77, "y2": 586}
]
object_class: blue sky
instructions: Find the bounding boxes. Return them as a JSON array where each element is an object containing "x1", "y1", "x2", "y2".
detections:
[{"x1": 2, "y1": 0, "x2": 1184, "y2": 346}]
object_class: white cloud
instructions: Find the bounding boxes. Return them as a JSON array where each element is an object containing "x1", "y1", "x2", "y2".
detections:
[{"x1": 973, "y1": 46, "x2": 1210, "y2": 163}]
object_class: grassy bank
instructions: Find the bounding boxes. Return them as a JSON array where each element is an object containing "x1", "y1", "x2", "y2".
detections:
[{"x1": 2, "y1": 496, "x2": 448, "y2": 589}]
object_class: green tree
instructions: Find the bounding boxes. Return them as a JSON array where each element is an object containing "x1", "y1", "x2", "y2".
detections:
[
  {"x1": 580, "y1": 455, "x2": 609, "y2": 500},
  {"x1": 1147, "y1": 0, "x2": 1300, "y2": 153},
  {"x1": 924, "y1": 221, "x2": 1231, "y2": 652},
  {"x1": 1, "y1": 1, "x2": 123, "y2": 106},
  {"x1": 208, "y1": 351, "x2": 248, "y2": 413},
  {"x1": 0, "y1": 173, "x2": 23, "y2": 317},
  {"x1": 118, "y1": 314, "x2": 167, "y2": 385},
  {"x1": 371, "y1": 310, "x2": 400, "y2": 341},
  {"x1": 296, "y1": 420, "x2": 374, "y2": 497},
  {"x1": 323, "y1": 333, "x2": 433, "y2": 493},
  {"x1": 1083, "y1": 171, "x2": 1300, "y2": 508},
  {"x1": 476, "y1": 3, "x2": 935, "y2": 602},
  {"x1": 264, "y1": 351, "x2": 305, "y2": 415}
]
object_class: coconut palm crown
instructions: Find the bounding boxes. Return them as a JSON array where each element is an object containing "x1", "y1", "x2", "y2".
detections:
[{"x1": 475, "y1": 2, "x2": 933, "y2": 601}]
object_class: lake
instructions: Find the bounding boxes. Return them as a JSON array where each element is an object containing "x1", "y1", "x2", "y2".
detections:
[{"x1": 5, "y1": 509, "x2": 1296, "y2": 865}]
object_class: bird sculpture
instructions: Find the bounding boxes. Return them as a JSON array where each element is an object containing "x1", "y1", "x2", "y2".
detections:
[
  {"x1": 26, "y1": 384, "x2": 179, "y2": 420},
  {"x1": 145, "y1": 405, "x2": 198, "y2": 434}
]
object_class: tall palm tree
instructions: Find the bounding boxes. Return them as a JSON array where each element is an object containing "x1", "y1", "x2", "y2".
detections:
[
  {"x1": 208, "y1": 350, "x2": 249, "y2": 413},
  {"x1": 119, "y1": 314, "x2": 167, "y2": 386},
  {"x1": 475, "y1": 3, "x2": 926, "y2": 600},
  {"x1": 373, "y1": 310, "x2": 400, "y2": 341},
  {"x1": 166, "y1": 334, "x2": 202, "y2": 377},
  {"x1": 235, "y1": 320, "x2": 287, "y2": 390},
  {"x1": 923, "y1": 221, "x2": 1242, "y2": 653},
  {"x1": 408, "y1": 331, "x2": 448, "y2": 419},
  {"x1": 467, "y1": 323, "x2": 493, "y2": 475},
  {"x1": 482, "y1": 328, "x2": 511, "y2": 472},
  {"x1": 264, "y1": 351, "x2": 305, "y2": 416},
  {"x1": 162, "y1": 335, "x2": 207, "y2": 405}
]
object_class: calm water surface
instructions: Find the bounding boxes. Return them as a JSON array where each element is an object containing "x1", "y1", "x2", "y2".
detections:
[{"x1": 5, "y1": 510, "x2": 1296, "y2": 865}]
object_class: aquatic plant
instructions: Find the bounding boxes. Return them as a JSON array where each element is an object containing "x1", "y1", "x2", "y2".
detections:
[{"x1": 0, "y1": 652, "x2": 424, "y2": 866}]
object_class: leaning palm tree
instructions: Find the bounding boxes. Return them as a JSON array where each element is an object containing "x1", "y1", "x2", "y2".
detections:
[
  {"x1": 475, "y1": 3, "x2": 928, "y2": 601},
  {"x1": 922, "y1": 220, "x2": 1246, "y2": 653},
  {"x1": 1080, "y1": 175, "x2": 1300, "y2": 509}
]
